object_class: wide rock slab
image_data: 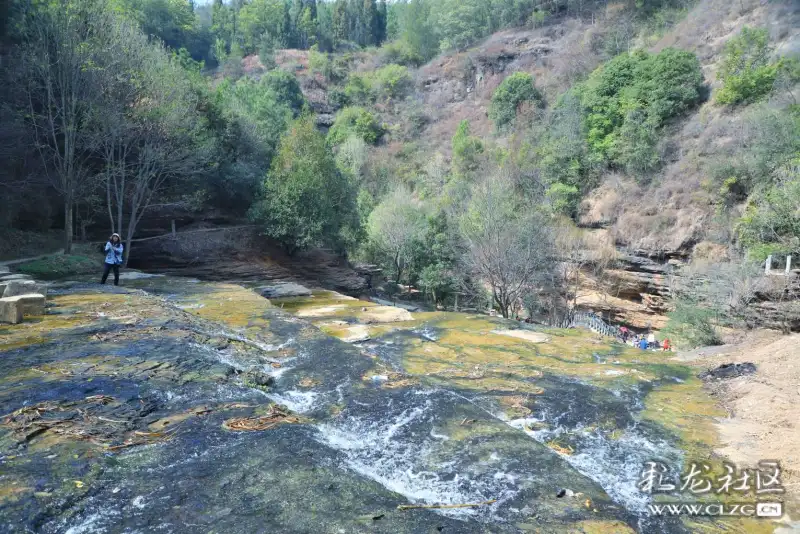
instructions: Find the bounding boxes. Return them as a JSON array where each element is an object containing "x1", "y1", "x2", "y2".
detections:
[{"x1": 256, "y1": 282, "x2": 312, "y2": 299}]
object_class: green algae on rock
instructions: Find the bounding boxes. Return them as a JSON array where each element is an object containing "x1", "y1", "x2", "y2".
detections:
[{"x1": 0, "y1": 281, "x2": 778, "y2": 533}]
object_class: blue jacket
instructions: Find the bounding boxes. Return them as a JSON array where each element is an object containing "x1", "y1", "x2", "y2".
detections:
[
  {"x1": 105, "y1": 242, "x2": 124, "y2": 265},
  {"x1": 639, "y1": 338, "x2": 648, "y2": 350}
]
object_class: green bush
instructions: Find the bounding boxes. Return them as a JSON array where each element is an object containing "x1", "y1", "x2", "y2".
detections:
[
  {"x1": 371, "y1": 64, "x2": 414, "y2": 101},
  {"x1": 381, "y1": 40, "x2": 425, "y2": 67},
  {"x1": 661, "y1": 302, "x2": 721, "y2": 349},
  {"x1": 327, "y1": 107, "x2": 384, "y2": 146},
  {"x1": 736, "y1": 174, "x2": 800, "y2": 258},
  {"x1": 343, "y1": 74, "x2": 374, "y2": 104},
  {"x1": 545, "y1": 182, "x2": 580, "y2": 216},
  {"x1": 716, "y1": 27, "x2": 779, "y2": 105},
  {"x1": 261, "y1": 69, "x2": 305, "y2": 115},
  {"x1": 489, "y1": 72, "x2": 542, "y2": 130},
  {"x1": 580, "y1": 48, "x2": 704, "y2": 167},
  {"x1": 343, "y1": 64, "x2": 413, "y2": 104},
  {"x1": 451, "y1": 120, "x2": 484, "y2": 175}
]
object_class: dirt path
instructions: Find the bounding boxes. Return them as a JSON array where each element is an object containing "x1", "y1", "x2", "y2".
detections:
[{"x1": 676, "y1": 331, "x2": 800, "y2": 509}]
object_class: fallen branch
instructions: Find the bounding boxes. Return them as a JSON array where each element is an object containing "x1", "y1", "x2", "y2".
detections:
[{"x1": 397, "y1": 500, "x2": 497, "y2": 511}]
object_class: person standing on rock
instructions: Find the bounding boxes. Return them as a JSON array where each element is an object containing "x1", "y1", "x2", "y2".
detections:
[{"x1": 101, "y1": 233, "x2": 124, "y2": 286}]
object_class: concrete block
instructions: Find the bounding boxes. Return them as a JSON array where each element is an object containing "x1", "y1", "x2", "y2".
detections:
[
  {"x1": 3, "y1": 280, "x2": 47, "y2": 298},
  {"x1": 0, "y1": 274, "x2": 32, "y2": 281},
  {"x1": 0, "y1": 298, "x2": 23, "y2": 324},
  {"x1": 1, "y1": 294, "x2": 46, "y2": 318}
]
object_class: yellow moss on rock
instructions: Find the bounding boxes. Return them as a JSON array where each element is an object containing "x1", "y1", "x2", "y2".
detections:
[{"x1": 641, "y1": 378, "x2": 724, "y2": 456}]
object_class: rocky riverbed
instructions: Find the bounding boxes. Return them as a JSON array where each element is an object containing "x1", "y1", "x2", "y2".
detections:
[{"x1": 0, "y1": 276, "x2": 785, "y2": 533}]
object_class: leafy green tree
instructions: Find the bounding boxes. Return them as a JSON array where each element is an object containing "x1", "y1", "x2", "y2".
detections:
[
  {"x1": 661, "y1": 301, "x2": 721, "y2": 349},
  {"x1": 716, "y1": 27, "x2": 779, "y2": 105},
  {"x1": 489, "y1": 72, "x2": 542, "y2": 130},
  {"x1": 327, "y1": 106, "x2": 384, "y2": 145},
  {"x1": 431, "y1": 0, "x2": 490, "y2": 52},
  {"x1": 536, "y1": 91, "x2": 595, "y2": 192},
  {"x1": 249, "y1": 115, "x2": 361, "y2": 253},
  {"x1": 366, "y1": 187, "x2": 428, "y2": 283},
  {"x1": 237, "y1": 0, "x2": 287, "y2": 54},
  {"x1": 452, "y1": 120, "x2": 484, "y2": 176},
  {"x1": 261, "y1": 69, "x2": 305, "y2": 115},
  {"x1": 614, "y1": 108, "x2": 659, "y2": 177},
  {"x1": 409, "y1": 210, "x2": 461, "y2": 304}
]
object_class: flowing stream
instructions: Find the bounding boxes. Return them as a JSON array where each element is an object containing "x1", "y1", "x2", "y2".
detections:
[{"x1": 0, "y1": 276, "x2": 735, "y2": 533}]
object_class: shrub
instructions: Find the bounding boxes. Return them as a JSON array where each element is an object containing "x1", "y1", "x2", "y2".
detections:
[
  {"x1": 371, "y1": 64, "x2": 414, "y2": 101},
  {"x1": 381, "y1": 40, "x2": 425, "y2": 67},
  {"x1": 581, "y1": 48, "x2": 704, "y2": 166},
  {"x1": 327, "y1": 107, "x2": 384, "y2": 146},
  {"x1": 716, "y1": 27, "x2": 779, "y2": 105},
  {"x1": 736, "y1": 174, "x2": 800, "y2": 258},
  {"x1": 261, "y1": 69, "x2": 305, "y2": 115},
  {"x1": 489, "y1": 72, "x2": 542, "y2": 130},
  {"x1": 343, "y1": 74, "x2": 374, "y2": 104},
  {"x1": 661, "y1": 301, "x2": 721, "y2": 349},
  {"x1": 545, "y1": 182, "x2": 580, "y2": 216},
  {"x1": 451, "y1": 120, "x2": 484, "y2": 176}
]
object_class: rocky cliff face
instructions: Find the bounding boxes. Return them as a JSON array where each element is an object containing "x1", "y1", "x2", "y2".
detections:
[
  {"x1": 577, "y1": 252, "x2": 678, "y2": 330},
  {"x1": 128, "y1": 227, "x2": 368, "y2": 295}
]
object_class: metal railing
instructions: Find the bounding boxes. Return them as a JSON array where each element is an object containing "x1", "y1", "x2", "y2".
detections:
[{"x1": 568, "y1": 311, "x2": 621, "y2": 339}]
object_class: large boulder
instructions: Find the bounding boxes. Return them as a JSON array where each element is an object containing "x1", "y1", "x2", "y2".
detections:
[
  {"x1": 0, "y1": 294, "x2": 45, "y2": 323},
  {"x1": 3, "y1": 280, "x2": 48, "y2": 298},
  {"x1": 256, "y1": 282, "x2": 312, "y2": 299}
]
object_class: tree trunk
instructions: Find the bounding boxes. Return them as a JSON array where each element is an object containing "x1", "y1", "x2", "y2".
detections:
[
  {"x1": 106, "y1": 177, "x2": 115, "y2": 233},
  {"x1": 64, "y1": 202, "x2": 73, "y2": 254},
  {"x1": 123, "y1": 236, "x2": 132, "y2": 268}
]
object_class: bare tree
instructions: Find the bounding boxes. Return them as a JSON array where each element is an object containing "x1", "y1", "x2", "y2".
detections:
[
  {"x1": 460, "y1": 171, "x2": 555, "y2": 318},
  {"x1": 93, "y1": 19, "x2": 209, "y2": 265},
  {"x1": 19, "y1": 0, "x2": 110, "y2": 253},
  {"x1": 367, "y1": 186, "x2": 428, "y2": 283}
]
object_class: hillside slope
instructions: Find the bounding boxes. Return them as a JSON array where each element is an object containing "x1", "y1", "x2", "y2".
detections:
[{"x1": 266, "y1": 0, "x2": 799, "y2": 331}]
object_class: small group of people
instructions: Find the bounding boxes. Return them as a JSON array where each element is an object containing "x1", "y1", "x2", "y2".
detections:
[{"x1": 619, "y1": 326, "x2": 671, "y2": 351}]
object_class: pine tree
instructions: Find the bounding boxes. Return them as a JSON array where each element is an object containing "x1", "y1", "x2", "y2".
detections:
[
  {"x1": 376, "y1": 0, "x2": 387, "y2": 45},
  {"x1": 332, "y1": 0, "x2": 347, "y2": 45}
]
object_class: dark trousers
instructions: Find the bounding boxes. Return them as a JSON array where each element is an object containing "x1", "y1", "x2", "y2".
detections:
[{"x1": 101, "y1": 263, "x2": 120, "y2": 285}]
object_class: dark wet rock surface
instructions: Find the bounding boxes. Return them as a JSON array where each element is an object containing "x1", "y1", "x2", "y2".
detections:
[
  {"x1": 0, "y1": 277, "x2": 736, "y2": 533},
  {"x1": 698, "y1": 362, "x2": 757, "y2": 380}
]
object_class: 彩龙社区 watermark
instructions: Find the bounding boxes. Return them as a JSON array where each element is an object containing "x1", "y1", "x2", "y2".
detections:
[{"x1": 637, "y1": 460, "x2": 785, "y2": 519}]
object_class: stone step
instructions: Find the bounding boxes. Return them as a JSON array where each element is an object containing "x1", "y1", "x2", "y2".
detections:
[{"x1": 0, "y1": 293, "x2": 46, "y2": 324}]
